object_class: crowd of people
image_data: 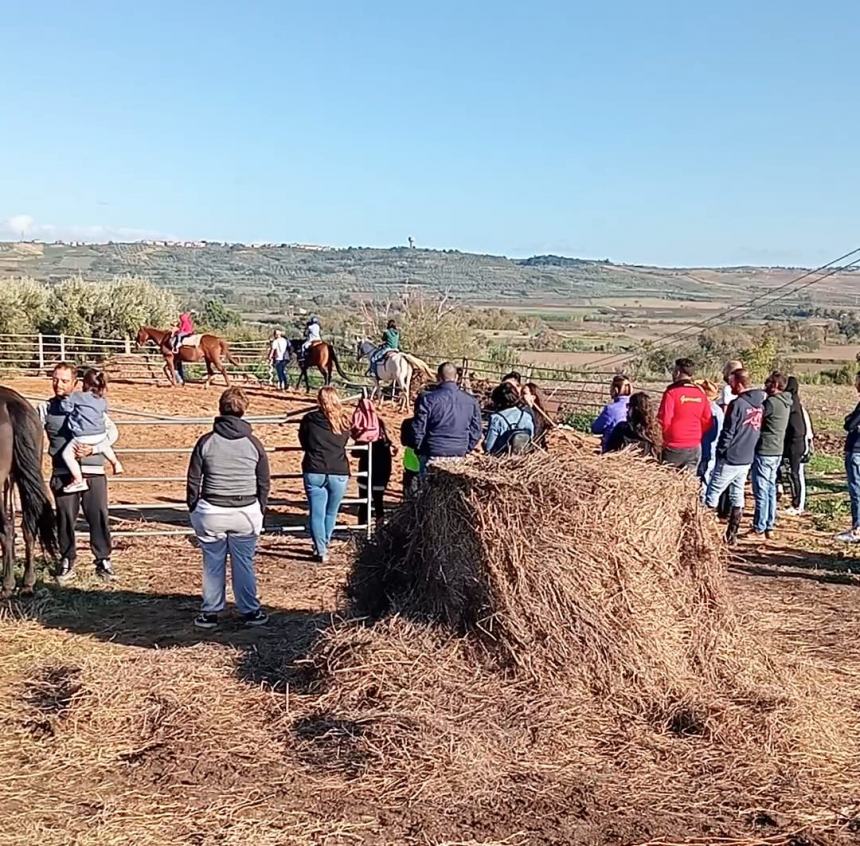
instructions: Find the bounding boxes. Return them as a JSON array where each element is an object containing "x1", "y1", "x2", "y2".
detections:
[
  {"x1": 591, "y1": 357, "x2": 816, "y2": 544},
  {"x1": 35, "y1": 347, "x2": 860, "y2": 630}
]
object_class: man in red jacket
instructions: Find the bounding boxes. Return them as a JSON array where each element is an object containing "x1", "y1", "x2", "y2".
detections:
[{"x1": 658, "y1": 358, "x2": 713, "y2": 472}]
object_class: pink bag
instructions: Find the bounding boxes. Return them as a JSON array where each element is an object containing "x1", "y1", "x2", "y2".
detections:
[{"x1": 351, "y1": 397, "x2": 381, "y2": 443}]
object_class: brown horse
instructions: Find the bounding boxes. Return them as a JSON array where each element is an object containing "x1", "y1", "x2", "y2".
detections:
[
  {"x1": 136, "y1": 326, "x2": 239, "y2": 388},
  {"x1": 288, "y1": 339, "x2": 350, "y2": 391},
  {"x1": 0, "y1": 387, "x2": 57, "y2": 598}
]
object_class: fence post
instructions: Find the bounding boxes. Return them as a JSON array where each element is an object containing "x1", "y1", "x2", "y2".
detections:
[
  {"x1": 37, "y1": 333, "x2": 45, "y2": 370},
  {"x1": 460, "y1": 358, "x2": 469, "y2": 388},
  {"x1": 124, "y1": 336, "x2": 131, "y2": 354},
  {"x1": 365, "y1": 443, "x2": 374, "y2": 540},
  {"x1": 59, "y1": 333, "x2": 66, "y2": 361}
]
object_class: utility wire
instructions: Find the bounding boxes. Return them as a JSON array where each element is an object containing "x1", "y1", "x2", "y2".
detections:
[{"x1": 583, "y1": 246, "x2": 860, "y2": 372}]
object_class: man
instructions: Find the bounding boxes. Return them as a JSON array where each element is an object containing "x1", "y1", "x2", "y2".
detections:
[
  {"x1": 38, "y1": 362, "x2": 118, "y2": 583},
  {"x1": 703, "y1": 369, "x2": 765, "y2": 544},
  {"x1": 751, "y1": 371, "x2": 792, "y2": 539},
  {"x1": 719, "y1": 359, "x2": 743, "y2": 409},
  {"x1": 412, "y1": 361, "x2": 482, "y2": 475},
  {"x1": 837, "y1": 373, "x2": 860, "y2": 543},
  {"x1": 269, "y1": 329, "x2": 289, "y2": 390},
  {"x1": 658, "y1": 358, "x2": 712, "y2": 471}
]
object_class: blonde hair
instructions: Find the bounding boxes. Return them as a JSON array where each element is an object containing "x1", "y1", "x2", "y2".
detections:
[
  {"x1": 610, "y1": 375, "x2": 632, "y2": 399},
  {"x1": 723, "y1": 360, "x2": 743, "y2": 380},
  {"x1": 696, "y1": 379, "x2": 719, "y2": 401},
  {"x1": 317, "y1": 386, "x2": 351, "y2": 434}
]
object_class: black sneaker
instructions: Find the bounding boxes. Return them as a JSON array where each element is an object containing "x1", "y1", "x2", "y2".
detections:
[
  {"x1": 242, "y1": 609, "x2": 269, "y2": 628},
  {"x1": 193, "y1": 613, "x2": 219, "y2": 630},
  {"x1": 95, "y1": 559, "x2": 116, "y2": 582},
  {"x1": 55, "y1": 558, "x2": 76, "y2": 585}
]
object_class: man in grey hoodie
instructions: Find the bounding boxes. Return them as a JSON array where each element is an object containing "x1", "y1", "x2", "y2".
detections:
[{"x1": 751, "y1": 371, "x2": 792, "y2": 538}]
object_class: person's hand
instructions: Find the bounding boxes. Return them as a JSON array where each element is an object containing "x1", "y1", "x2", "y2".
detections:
[
  {"x1": 74, "y1": 443, "x2": 94, "y2": 458},
  {"x1": 390, "y1": 444, "x2": 399, "y2": 457}
]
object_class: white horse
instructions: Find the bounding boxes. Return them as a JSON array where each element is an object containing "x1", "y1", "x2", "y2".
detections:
[{"x1": 356, "y1": 339, "x2": 434, "y2": 410}]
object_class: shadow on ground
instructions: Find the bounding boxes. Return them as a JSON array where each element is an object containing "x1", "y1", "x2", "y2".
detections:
[{"x1": 731, "y1": 544, "x2": 860, "y2": 586}]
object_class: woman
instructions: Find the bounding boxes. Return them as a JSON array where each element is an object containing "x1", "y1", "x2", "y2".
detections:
[
  {"x1": 605, "y1": 391, "x2": 661, "y2": 460},
  {"x1": 484, "y1": 382, "x2": 535, "y2": 455},
  {"x1": 357, "y1": 419, "x2": 395, "y2": 527},
  {"x1": 782, "y1": 376, "x2": 813, "y2": 516},
  {"x1": 522, "y1": 382, "x2": 551, "y2": 448},
  {"x1": 171, "y1": 311, "x2": 194, "y2": 353},
  {"x1": 696, "y1": 379, "x2": 725, "y2": 487},
  {"x1": 299, "y1": 386, "x2": 351, "y2": 562},
  {"x1": 591, "y1": 375, "x2": 632, "y2": 452},
  {"x1": 186, "y1": 387, "x2": 270, "y2": 629}
]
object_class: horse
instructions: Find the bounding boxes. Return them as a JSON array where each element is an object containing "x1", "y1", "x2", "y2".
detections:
[
  {"x1": 136, "y1": 326, "x2": 240, "y2": 388},
  {"x1": 356, "y1": 339, "x2": 435, "y2": 410},
  {"x1": 0, "y1": 387, "x2": 58, "y2": 598},
  {"x1": 287, "y1": 340, "x2": 349, "y2": 392}
]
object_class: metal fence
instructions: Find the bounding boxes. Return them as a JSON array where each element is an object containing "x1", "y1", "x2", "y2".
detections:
[{"x1": 0, "y1": 333, "x2": 613, "y2": 415}]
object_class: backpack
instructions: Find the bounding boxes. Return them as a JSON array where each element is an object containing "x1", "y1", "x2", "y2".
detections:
[
  {"x1": 351, "y1": 397, "x2": 381, "y2": 443},
  {"x1": 489, "y1": 409, "x2": 532, "y2": 456}
]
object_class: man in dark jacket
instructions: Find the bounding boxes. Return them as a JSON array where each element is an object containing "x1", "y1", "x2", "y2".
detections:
[
  {"x1": 38, "y1": 362, "x2": 119, "y2": 584},
  {"x1": 703, "y1": 369, "x2": 765, "y2": 544},
  {"x1": 412, "y1": 361, "x2": 482, "y2": 474},
  {"x1": 658, "y1": 358, "x2": 712, "y2": 472},
  {"x1": 751, "y1": 371, "x2": 792, "y2": 538},
  {"x1": 837, "y1": 373, "x2": 860, "y2": 542}
]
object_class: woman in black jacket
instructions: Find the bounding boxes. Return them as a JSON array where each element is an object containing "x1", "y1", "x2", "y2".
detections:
[
  {"x1": 782, "y1": 376, "x2": 812, "y2": 515},
  {"x1": 298, "y1": 387, "x2": 351, "y2": 563}
]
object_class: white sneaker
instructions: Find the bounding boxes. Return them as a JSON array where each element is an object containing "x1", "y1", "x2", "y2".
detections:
[
  {"x1": 835, "y1": 530, "x2": 860, "y2": 543},
  {"x1": 63, "y1": 479, "x2": 89, "y2": 493},
  {"x1": 783, "y1": 507, "x2": 800, "y2": 517}
]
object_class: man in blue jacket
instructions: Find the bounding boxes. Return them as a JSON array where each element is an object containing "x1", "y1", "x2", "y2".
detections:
[
  {"x1": 412, "y1": 361, "x2": 482, "y2": 475},
  {"x1": 702, "y1": 368, "x2": 765, "y2": 544}
]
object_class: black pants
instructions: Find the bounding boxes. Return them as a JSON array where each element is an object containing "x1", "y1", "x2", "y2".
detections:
[
  {"x1": 358, "y1": 486, "x2": 385, "y2": 526},
  {"x1": 51, "y1": 474, "x2": 112, "y2": 563},
  {"x1": 783, "y1": 448, "x2": 805, "y2": 509},
  {"x1": 662, "y1": 445, "x2": 701, "y2": 473}
]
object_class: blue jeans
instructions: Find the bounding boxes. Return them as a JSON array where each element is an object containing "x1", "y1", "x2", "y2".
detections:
[
  {"x1": 274, "y1": 359, "x2": 288, "y2": 389},
  {"x1": 751, "y1": 454, "x2": 782, "y2": 533},
  {"x1": 199, "y1": 533, "x2": 260, "y2": 615},
  {"x1": 303, "y1": 473, "x2": 349, "y2": 556},
  {"x1": 846, "y1": 453, "x2": 860, "y2": 530},
  {"x1": 703, "y1": 461, "x2": 750, "y2": 509}
]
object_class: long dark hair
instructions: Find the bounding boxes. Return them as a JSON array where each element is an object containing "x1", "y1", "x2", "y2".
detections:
[
  {"x1": 628, "y1": 392, "x2": 661, "y2": 450},
  {"x1": 82, "y1": 369, "x2": 108, "y2": 398}
]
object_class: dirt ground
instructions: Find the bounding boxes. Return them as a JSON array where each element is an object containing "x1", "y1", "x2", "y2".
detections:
[{"x1": 2, "y1": 376, "x2": 860, "y2": 845}]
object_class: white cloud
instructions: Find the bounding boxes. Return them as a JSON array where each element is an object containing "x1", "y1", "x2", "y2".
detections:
[{"x1": 0, "y1": 213, "x2": 174, "y2": 243}]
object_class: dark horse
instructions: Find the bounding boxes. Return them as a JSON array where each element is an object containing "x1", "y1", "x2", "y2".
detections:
[
  {"x1": 0, "y1": 387, "x2": 57, "y2": 597},
  {"x1": 136, "y1": 326, "x2": 240, "y2": 388},
  {"x1": 288, "y1": 340, "x2": 349, "y2": 391}
]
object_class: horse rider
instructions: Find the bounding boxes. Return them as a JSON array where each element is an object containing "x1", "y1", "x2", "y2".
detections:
[
  {"x1": 368, "y1": 319, "x2": 400, "y2": 378},
  {"x1": 301, "y1": 315, "x2": 322, "y2": 362},
  {"x1": 171, "y1": 311, "x2": 195, "y2": 354}
]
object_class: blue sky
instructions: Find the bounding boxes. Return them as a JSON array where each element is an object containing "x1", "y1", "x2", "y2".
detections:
[{"x1": 1, "y1": 1, "x2": 858, "y2": 266}]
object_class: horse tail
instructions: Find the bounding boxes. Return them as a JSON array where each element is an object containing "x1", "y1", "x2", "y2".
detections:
[
  {"x1": 221, "y1": 340, "x2": 240, "y2": 367},
  {"x1": 8, "y1": 401, "x2": 57, "y2": 559},
  {"x1": 400, "y1": 353, "x2": 435, "y2": 379},
  {"x1": 329, "y1": 345, "x2": 350, "y2": 380}
]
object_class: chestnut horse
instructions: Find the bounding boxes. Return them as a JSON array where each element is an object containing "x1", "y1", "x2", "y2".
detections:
[
  {"x1": 0, "y1": 387, "x2": 57, "y2": 598},
  {"x1": 288, "y1": 339, "x2": 349, "y2": 391},
  {"x1": 136, "y1": 326, "x2": 239, "y2": 388}
]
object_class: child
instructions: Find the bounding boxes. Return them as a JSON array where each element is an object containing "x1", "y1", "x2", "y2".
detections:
[
  {"x1": 61, "y1": 369, "x2": 123, "y2": 493},
  {"x1": 400, "y1": 416, "x2": 420, "y2": 499},
  {"x1": 171, "y1": 311, "x2": 194, "y2": 353}
]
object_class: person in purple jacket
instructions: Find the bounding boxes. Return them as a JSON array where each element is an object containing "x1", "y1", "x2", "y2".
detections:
[{"x1": 591, "y1": 375, "x2": 632, "y2": 452}]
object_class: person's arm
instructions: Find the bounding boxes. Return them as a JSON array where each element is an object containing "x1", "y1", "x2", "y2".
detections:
[
  {"x1": 411, "y1": 395, "x2": 430, "y2": 452},
  {"x1": 298, "y1": 414, "x2": 310, "y2": 450},
  {"x1": 844, "y1": 402, "x2": 860, "y2": 433},
  {"x1": 37, "y1": 401, "x2": 48, "y2": 427},
  {"x1": 716, "y1": 401, "x2": 738, "y2": 457},
  {"x1": 251, "y1": 436, "x2": 271, "y2": 513},
  {"x1": 77, "y1": 413, "x2": 119, "y2": 459},
  {"x1": 605, "y1": 422, "x2": 625, "y2": 453},
  {"x1": 657, "y1": 389, "x2": 672, "y2": 433},
  {"x1": 186, "y1": 436, "x2": 206, "y2": 512},
  {"x1": 484, "y1": 413, "x2": 503, "y2": 453},
  {"x1": 590, "y1": 403, "x2": 613, "y2": 435},
  {"x1": 468, "y1": 399, "x2": 483, "y2": 452}
]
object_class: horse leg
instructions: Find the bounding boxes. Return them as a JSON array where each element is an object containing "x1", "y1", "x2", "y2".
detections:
[
  {"x1": 0, "y1": 496, "x2": 13, "y2": 600},
  {"x1": 211, "y1": 352, "x2": 230, "y2": 388},
  {"x1": 21, "y1": 523, "x2": 35, "y2": 595},
  {"x1": 203, "y1": 357, "x2": 214, "y2": 389}
]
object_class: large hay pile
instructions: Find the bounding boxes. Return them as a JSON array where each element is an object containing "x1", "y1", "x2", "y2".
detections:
[{"x1": 299, "y1": 443, "x2": 860, "y2": 843}]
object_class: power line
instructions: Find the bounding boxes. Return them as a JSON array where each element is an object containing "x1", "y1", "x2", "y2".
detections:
[{"x1": 584, "y1": 247, "x2": 860, "y2": 372}]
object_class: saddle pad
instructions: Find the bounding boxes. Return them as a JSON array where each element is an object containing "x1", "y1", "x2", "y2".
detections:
[{"x1": 180, "y1": 334, "x2": 203, "y2": 347}]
